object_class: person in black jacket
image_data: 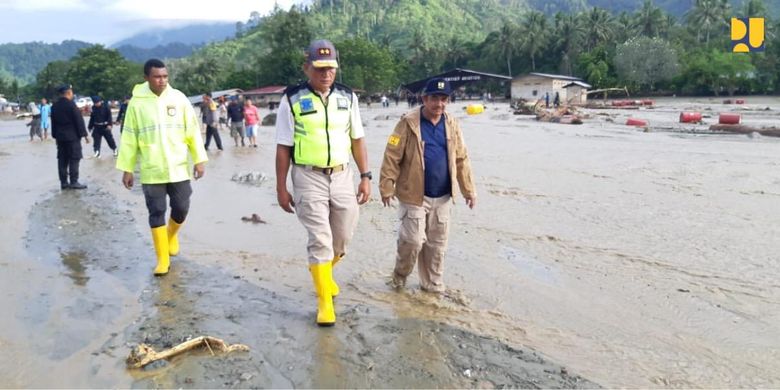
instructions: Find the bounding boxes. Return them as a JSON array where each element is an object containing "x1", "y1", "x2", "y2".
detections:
[
  {"x1": 226, "y1": 96, "x2": 245, "y2": 147},
  {"x1": 51, "y1": 84, "x2": 90, "y2": 189},
  {"x1": 202, "y1": 92, "x2": 223, "y2": 151},
  {"x1": 115, "y1": 95, "x2": 129, "y2": 133},
  {"x1": 88, "y1": 96, "x2": 116, "y2": 158}
]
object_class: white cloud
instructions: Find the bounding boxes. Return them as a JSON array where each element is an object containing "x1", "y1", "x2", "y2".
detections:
[
  {"x1": 0, "y1": 0, "x2": 88, "y2": 11},
  {"x1": 108, "y1": 0, "x2": 297, "y2": 22}
]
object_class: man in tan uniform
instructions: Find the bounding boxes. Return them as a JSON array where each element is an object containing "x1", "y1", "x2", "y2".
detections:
[
  {"x1": 275, "y1": 39, "x2": 371, "y2": 326},
  {"x1": 380, "y1": 77, "x2": 476, "y2": 293}
]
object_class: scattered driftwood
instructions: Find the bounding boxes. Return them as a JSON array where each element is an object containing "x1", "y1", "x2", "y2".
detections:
[
  {"x1": 511, "y1": 98, "x2": 539, "y2": 115},
  {"x1": 536, "y1": 106, "x2": 584, "y2": 124},
  {"x1": 709, "y1": 124, "x2": 780, "y2": 137},
  {"x1": 241, "y1": 213, "x2": 267, "y2": 224},
  {"x1": 126, "y1": 336, "x2": 249, "y2": 369},
  {"x1": 584, "y1": 102, "x2": 639, "y2": 110}
]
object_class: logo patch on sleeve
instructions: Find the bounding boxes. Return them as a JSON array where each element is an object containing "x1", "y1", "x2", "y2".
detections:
[
  {"x1": 388, "y1": 135, "x2": 400, "y2": 146},
  {"x1": 337, "y1": 97, "x2": 349, "y2": 110}
]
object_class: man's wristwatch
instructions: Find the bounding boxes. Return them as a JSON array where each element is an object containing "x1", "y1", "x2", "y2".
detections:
[{"x1": 360, "y1": 171, "x2": 373, "y2": 181}]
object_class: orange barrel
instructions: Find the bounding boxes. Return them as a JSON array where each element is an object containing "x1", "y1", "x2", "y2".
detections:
[
  {"x1": 626, "y1": 118, "x2": 648, "y2": 127},
  {"x1": 466, "y1": 104, "x2": 484, "y2": 115},
  {"x1": 679, "y1": 112, "x2": 702, "y2": 123},
  {"x1": 719, "y1": 113, "x2": 741, "y2": 124},
  {"x1": 642, "y1": 99, "x2": 654, "y2": 106},
  {"x1": 735, "y1": 99, "x2": 745, "y2": 104}
]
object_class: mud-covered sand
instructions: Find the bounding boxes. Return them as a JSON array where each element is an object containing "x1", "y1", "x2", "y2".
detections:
[{"x1": 1, "y1": 96, "x2": 779, "y2": 387}]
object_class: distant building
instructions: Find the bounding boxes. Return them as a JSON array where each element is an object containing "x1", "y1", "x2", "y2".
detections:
[
  {"x1": 511, "y1": 73, "x2": 591, "y2": 106},
  {"x1": 243, "y1": 86, "x2": 286, "y2": 109}
]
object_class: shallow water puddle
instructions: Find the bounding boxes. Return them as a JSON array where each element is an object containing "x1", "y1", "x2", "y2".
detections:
[{"x1": 501, "y1": 246, "x2": 560, "y2": 285}]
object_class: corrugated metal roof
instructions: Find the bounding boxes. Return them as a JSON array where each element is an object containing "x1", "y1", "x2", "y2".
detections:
[
  {"x1": 244, "y1": 85, "x2": 287, "y2": 95},
  {"x1": 402, "y1": 68, "x2": 512, "y2": 93},
  {"x1": 563, "y1": 81, "x2": 592, "y2": 89},
  {"x1": 524, "y1": 72, "x2": 584, "y2": 82}
]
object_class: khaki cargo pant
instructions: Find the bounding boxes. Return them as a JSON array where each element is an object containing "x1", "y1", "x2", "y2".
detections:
[
  {"x1": 393, "y1": 195, "x2": 452, "y2": 292},
  {"x1": 291, "y1": 164, "x2": 359, "y2": 265}
]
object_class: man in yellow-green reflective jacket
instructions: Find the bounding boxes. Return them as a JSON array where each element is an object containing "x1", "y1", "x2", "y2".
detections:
[{"x1": 116, "y1": 58, "x2": 208, "y2": 276}]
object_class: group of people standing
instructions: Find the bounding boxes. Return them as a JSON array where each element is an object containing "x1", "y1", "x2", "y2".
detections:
[
  {"x1": 202, "y1": 94, "x2": 261, "y2": 150},
  {"x1": 26, "y1": 99, "x2": 51, "y2": 142},
  {"x1": 47, "y1": 39, "x2": 477, "y2": 329}
]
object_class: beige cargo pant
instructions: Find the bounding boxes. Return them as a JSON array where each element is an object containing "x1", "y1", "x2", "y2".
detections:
[
  {"x1": 393, "y1": 195, "x2": 452, "y2": 292},
  {"x1": 291, "y1": 164, "x2": 359, "y2": 265}
]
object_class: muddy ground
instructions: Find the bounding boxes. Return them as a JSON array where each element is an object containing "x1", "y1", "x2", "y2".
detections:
[
  {"x1": 0, "y1": 107, "x2": 594, "y2": 388},
  {"x1": 2, "y1": 96, "x2": 780, "y2": 387}
]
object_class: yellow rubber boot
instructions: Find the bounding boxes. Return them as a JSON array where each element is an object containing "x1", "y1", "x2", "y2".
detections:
[
  {"x1": 331, "y1": 255, "x2": 342, "y2": 297},
  {"x1": 151, "y1": 226, "x2": 170, "y2": 276},
  {"x1": 309, "y1": 262, "x2": 336, "y2": 326},
  {"x1": 167, "y1": 218, "x2": 182, "y2": 256}
]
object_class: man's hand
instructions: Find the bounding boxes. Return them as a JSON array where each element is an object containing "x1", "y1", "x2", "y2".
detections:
[
  {"x1": 356, "y1": 179, "x2": 371, "y2": 205},
  {"x1": 122, "y1": 171, "x2": 134, "y2": 189},
  {"x1": 277, "y1": 187, "x2": 295, "y2": 213},
  {"x1": 84, "y1": 136, "x2": 90, "y2": 144},
  {"x1": 193, "y1": 163, "x2": 205, "y2": 180},
  {"x1": 382, "y1": 196, "x2": 393, "y2": 207},
  {"x1": 465, "y1": 196, "x2": 476, "y2": 209}
]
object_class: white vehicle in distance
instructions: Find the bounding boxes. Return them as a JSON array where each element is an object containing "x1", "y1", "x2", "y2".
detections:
[{"x1": 75, "y1": 96, "x2": 93, "y2": 109}]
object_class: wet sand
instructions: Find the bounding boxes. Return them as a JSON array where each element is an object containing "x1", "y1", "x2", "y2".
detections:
[{"x1": 1, "y1": 96, "x2": 779, "y2": 387}]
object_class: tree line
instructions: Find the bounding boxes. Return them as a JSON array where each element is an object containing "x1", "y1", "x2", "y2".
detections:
[
  {"x1": 169, "y1": 0, "x2": 780, "y2": 97},
  {"x1": 2, "y1": 0, "x2": 778, "y2": 104}
]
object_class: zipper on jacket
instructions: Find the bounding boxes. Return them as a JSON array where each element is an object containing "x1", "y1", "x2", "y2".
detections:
[{"x1": 315, "y1": 94, "x2": 331, "y2": 167}]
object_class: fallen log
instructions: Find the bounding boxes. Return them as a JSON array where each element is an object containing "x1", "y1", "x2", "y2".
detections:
[
  {"x1": 709, "y1": 124, "x2": 780, "y2": 137},
  {"x1": 126, "y1": 336, "x2": 250, "y2": 369}
]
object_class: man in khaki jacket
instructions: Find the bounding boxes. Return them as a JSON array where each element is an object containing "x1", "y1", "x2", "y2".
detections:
[{"x1": 379, "y1": 78, "x2": 476, "y2": 292}]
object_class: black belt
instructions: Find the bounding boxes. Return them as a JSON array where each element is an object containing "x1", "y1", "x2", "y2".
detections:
[{"x1": 296, "y1": 164, "x2": 347, "y2": 175}]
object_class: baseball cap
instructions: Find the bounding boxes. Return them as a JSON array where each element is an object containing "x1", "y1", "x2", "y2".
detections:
[
  {"x1": 56, "y1": 84, "x2": 73, "y2": 94},
  {"x1": 422, "y1": 78, "x2": 452, "y2": 96},
  {"x1": 305, "y1": 39, "x2": 339, "y2": 68},
  {"x1": 92, "y1": 96, "x2": 102, "y2": 103}
]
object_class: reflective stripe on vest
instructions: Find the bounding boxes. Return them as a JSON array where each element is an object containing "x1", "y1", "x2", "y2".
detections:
[{"x1": 289, "y1": 86, "x2": 352, "y2": 167}]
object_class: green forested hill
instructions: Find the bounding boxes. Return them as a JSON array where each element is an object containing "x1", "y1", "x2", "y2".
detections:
[
  {"x1": 6, "y1": 0, "x2": 779, "y2": 101},
  {"x1": 0, "y1": 40, "x2": 91, "y2": 84},
  {"x1": 166, "y1": 0, "x2": 779, "y2": 97}
]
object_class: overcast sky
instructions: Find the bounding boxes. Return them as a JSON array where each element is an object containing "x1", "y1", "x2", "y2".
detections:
[{"x1": 0, "y1": 0, "x2": 297, "y2": 45}]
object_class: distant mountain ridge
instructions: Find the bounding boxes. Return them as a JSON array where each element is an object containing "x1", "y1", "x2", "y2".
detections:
[
  {"x1": 110, "y1": 23, "x2": 236, "y2": 48},
  {"x1": 0, "y1": 21, "x2": 237, "y2": 84},
  {"x1": 115, "y1": 42, "x2": 202, "y2": 63}
]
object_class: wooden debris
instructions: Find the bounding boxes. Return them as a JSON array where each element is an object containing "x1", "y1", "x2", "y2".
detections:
[
  {"x1": 241, "y1": 213, "x2": 267, "y2": 224},
  {"x1": 126, "y1": 336, "x2": 249, "y2": 369},
  {"x1": 536, "y1": 106, "x2": 584, "y2": 124}
]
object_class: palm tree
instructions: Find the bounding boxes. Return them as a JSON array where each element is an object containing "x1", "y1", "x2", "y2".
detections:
[
  {"x1": 686, "y1": 0, "x2": 730, "y2": 44},
  {"x1": 743, "y1": 0, "x2": 767, "y2": 17},
  {"x1": 580, "y1": 7, "x2": 615, "y2": 50},
  {"x1": 521, "y1": 11, "x2": 549, "y2": 71},
  {"x1": 658, "y1": 14, "x2": 677, "y2": 39},
  {"x1": 614, "y1": 11, "x2": 636, "y2": 43},
  {"x1": 491, "y1": 20, "x2": 522, "y2": 77},
  {"x1": 634, "y1": 0, "x2": 665, "y2": 37},
  {"x1": 554, "y1": 12, "x2": 584, "y2": 75}
]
